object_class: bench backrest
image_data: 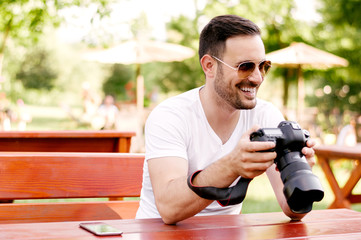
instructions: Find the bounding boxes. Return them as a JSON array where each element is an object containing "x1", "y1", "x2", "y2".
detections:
[
  {"x1": 0, "y1": 152, "x2": 144, "y2": 223},
  {"x1": 0, "y1": 152, "x2": 144, "y2": 200}
]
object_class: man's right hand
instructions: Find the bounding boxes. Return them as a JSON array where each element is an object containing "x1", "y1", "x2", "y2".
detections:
[{"x1": 227, "y1": 125, "x2": 277, "y2": 179}]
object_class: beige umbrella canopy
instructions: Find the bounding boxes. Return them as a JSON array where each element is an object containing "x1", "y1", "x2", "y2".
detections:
[
  {"x1": 83, "y1": 39, "x2": 195, "y2": 151},
  {"x1": 83, "y1": 40, "x2": 195, "y2": 113},
  {"x1": 266, "y1": 42, "x2": 349, "y2": 123},
  {"x1": 84, "y1": 40, "x2": 195, "y2": 65}
]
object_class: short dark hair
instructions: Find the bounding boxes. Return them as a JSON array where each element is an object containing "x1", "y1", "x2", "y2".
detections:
[{"x1": 198, "y1": 15, "x2": 261, "y2": 60}]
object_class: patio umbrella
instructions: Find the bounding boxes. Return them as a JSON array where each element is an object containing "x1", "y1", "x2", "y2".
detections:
[
  {"x1": 83, "y1": 40, "x2": 195, "y2": 151},
  {"x1": 266, "y1": 42, "x2": 348, "y2": 122},
  {"x1": 83, "y1": 40, "x2": 195, "y2": 113}
]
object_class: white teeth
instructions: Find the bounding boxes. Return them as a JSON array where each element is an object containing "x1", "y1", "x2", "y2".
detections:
[{"x1": 241, "y1": 87, "x2": 255, "y2": 93}]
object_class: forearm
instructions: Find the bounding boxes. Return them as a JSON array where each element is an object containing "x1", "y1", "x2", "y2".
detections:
[
  {"x1": 266, "y1": 165, "x2": 307, "y2": 220},
  {"x1": 154, "y1": 175, "x2": 213, "y2": 224},
  {"x1": 279, "y1": 199, "x2": 307, "y2": 221},
  {"x1": 149, "y1": 132, "x2": 277, "y2": 224},
  {"x1": 150, "y1": 155, "x2": 239, "y2": 224}
]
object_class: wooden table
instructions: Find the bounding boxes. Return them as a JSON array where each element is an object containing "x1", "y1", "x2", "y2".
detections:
[
  {"x1": 0, "y1": 130, "x2": 135, "y2": 153},
  {"x1": 0, "y1": 209, "x2": 360, "y2": 239},
  {"x1": 314, "y1": 144, "x2": 361, "y2": 208}
]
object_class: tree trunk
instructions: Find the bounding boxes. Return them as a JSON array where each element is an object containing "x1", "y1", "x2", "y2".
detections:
[{"x1": 0, "y1": 18, "x2": 12, "y2": 76}]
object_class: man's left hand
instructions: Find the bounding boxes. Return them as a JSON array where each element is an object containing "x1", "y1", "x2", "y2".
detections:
[{"x1": 302, "y1": 139, "x2": 316, "y2": 168}]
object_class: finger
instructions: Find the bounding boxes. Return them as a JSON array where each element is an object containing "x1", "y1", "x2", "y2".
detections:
[
  {"x1": 302, "y1": 146, "x2": 315, "y2": 158},
  {"x1": 242, "y1": 125, "x2": 276, "y2": 152},
  {"x1": 306, "y1": 138, "x2": 316, "y2": 148},
  {"x1": 237, "y1": 139, "x2": 275, "y2": 153},
  {"x1": 246, "y1": 151, "x2": 277, "y2": 163},
  {"x1": 248, "y1": 141, "x2": 276, "y2": 152},
  {"x1": 241, "y1": 125, "x2": 261, "y2": 140},
  {"x1": 306, "y1": 157, "x2": 316, "y2": 168},
  {"x1": 302, "y1": 145, "x2": 315, "y2": 168},
  {"x1": 240, "y1": 158, "x2": 275, "y2": 178}
]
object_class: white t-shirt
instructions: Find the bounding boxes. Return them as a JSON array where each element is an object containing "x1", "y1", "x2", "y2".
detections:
[{"x1": 136, "y1": 87, "x2": 284, "y2": 219}]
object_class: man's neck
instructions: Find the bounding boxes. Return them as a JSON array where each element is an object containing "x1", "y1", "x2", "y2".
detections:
[{"x1": 199, "y1": 86, "x2": 240, "y2": 144}]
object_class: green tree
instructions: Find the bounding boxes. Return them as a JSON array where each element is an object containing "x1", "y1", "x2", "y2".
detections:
[
  {"x1": 103, "y1": 64, "x2": 135, "y2": 102},
  {"x1": 0, "y1": 0, "x2": 113, "y2": 76},
  {"x1": 16, "y1": 47, "x2": 58, "y2": 90},
  {"x1": 306, "y1": 0, "x2": 361, "y2": 132}
]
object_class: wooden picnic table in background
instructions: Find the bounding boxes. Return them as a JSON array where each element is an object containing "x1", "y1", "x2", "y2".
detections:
[
  {"x1": 314, "y1": 144, "x2": 361, "y2": 209},
  {"x1": 1, "y1": 209, "x2": 360, "y2": 239},
  {"x1": 0, "y1": 130, "x2": 135, "y2": 153}
]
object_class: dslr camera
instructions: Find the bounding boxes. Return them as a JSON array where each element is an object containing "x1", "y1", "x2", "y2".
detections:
[{"x1": 250, "y1": 121, "x2": 324, "y2": 213}]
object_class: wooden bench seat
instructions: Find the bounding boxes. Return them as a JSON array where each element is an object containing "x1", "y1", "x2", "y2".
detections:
[{"x1": 0, "y1": 152, "x2": 144, "y2": 223}]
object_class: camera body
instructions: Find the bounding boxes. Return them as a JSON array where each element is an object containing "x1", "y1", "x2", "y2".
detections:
[{"x1": 250, "y1": 121, "x2": 324, "y2": 213}]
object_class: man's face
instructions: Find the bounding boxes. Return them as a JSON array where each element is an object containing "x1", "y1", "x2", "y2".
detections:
[{"x1": 213, "y1": 35, "x2": 266, "y2": 110}]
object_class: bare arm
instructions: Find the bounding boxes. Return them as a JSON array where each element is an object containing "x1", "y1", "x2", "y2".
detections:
[
  {"x1": 148, "y1": 157, "x2": 211, "y2": 224},
  {"x1": 148, "y1": 126, "x2": 276, "y2": 224}
]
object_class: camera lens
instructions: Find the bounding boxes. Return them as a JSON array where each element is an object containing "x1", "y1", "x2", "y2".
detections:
[
  {"x1": 249, "y1": 121, "x2": 324, "y2": 214},
  {"x1": 278, "y1": 152, "x2": 324, "y2": 213}
]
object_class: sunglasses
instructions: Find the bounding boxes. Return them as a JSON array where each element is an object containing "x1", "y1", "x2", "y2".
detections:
[{"x1": 212, "y1": 56, "x2": 272, "y2": 78}]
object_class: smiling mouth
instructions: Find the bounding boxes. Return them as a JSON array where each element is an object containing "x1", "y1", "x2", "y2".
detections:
[{"x1": 240, "y1": 87, "x2": 256, "y2": 94}]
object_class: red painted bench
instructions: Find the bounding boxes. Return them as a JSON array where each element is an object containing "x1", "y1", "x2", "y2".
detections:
[{"x1": 0, "y1": 152, "x2": 144, "y2": 223}]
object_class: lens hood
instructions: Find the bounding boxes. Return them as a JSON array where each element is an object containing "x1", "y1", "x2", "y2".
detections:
[{"x1": 283, "y1": 173, "x2": 324, "y2": 213}]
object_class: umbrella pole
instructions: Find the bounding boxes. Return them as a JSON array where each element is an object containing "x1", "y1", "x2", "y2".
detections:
[
  {"x1": 282, "y1": 69, "x2": 291, "y2": 119},
  {"x1": 136, "y1": 64, "x2": 144, "y2": 114},
  {"x1": 135, "y1": 64, "x2": 145, "y2": 152},
  {"x1": 297, "y1": 65, "x2": 305, "y2": 125}
]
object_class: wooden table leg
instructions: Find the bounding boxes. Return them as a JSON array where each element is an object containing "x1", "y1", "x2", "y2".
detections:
[
  {"x1": 318, "y1": 156, "x2": 351, "y2": 208},
  {"x1": 116, "y1": 138, "x2": 131, "y2": 153},
  {"x1": 341, "y1": 160, "x2": 361, "y2": 201}
]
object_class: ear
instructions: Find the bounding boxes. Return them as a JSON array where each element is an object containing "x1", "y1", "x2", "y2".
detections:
[{"x1": 200, "y1": 54, "x2": 217, "y2": 79}]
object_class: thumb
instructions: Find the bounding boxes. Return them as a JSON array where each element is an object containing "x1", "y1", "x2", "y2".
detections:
[{"x1": 242, "y1": 125, "x2": 261, "y2": 140}]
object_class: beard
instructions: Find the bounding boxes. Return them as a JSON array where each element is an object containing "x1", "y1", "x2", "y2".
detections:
[{"x1": 213, "y1": 66, "x2": 258, "y2": 110}]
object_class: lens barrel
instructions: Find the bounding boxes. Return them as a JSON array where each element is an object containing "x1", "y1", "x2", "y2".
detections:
[{"x1": 278, "y1": 152, "x2": 324, "y2": 213}]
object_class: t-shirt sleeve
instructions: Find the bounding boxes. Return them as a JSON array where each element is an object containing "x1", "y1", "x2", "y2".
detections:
[{"x1": 144, "y1": 105, "x2": 188, "y2": 161}]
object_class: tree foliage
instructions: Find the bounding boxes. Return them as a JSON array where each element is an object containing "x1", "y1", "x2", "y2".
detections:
[
  {"x1": 304, "y1": 0, "x2": 361, "y2": 132},
  {"x1": 16, "y1": 47, "x2": 58, "y2": 90},
  {"x1": 102, "y1": 64, "x2": 135, "y2": 101},
  {"x1": 1, "y1": 0, "x2": 360, "y2": 135},
  {"x1": 0, "y1": 0, "x2": 114, "y2": 74}
]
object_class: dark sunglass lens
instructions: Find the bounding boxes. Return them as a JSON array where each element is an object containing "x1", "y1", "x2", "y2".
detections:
[
  {"x1": 260, "y1": 61, "x2": 272, "y2": 75},
  {"x1": 238, "y1": 62, "x2": 256, "y2": 76}
]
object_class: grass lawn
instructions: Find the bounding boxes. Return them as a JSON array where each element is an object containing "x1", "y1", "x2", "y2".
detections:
[
  {"x1": 242, "y1": 164, "x2": 361, "y2": 213},
  {"x1": 25, "y1": 105, "x2": 84, "y2": 130}
]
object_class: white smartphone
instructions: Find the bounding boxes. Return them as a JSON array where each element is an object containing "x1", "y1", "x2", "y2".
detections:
[{"x1": 79, "y1": 222, "x2": 123, "y2": 236}]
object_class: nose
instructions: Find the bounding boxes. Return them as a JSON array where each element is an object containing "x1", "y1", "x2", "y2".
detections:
[{"x1": 248, "y1": 67, "x2": 264, "y2": 85}]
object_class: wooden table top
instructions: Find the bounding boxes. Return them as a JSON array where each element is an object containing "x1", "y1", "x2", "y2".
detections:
[
  {"x1": 0, "y1": 130, "x2": 136, "y2": 138},
  {"x1": 314, "y1": 144, "x2": 361, "y2": 160},
  {"x1": 0, "y1": 130, "x2": 136, "y2": 153},
  {"x1": 1, "y1": 209, "x2": 360, "y2": 239}
]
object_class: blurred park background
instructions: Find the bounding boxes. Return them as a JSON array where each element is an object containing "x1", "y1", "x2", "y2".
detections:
[{"x1": 1, "y1": 0, "x2": 361, "y2": 213}]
